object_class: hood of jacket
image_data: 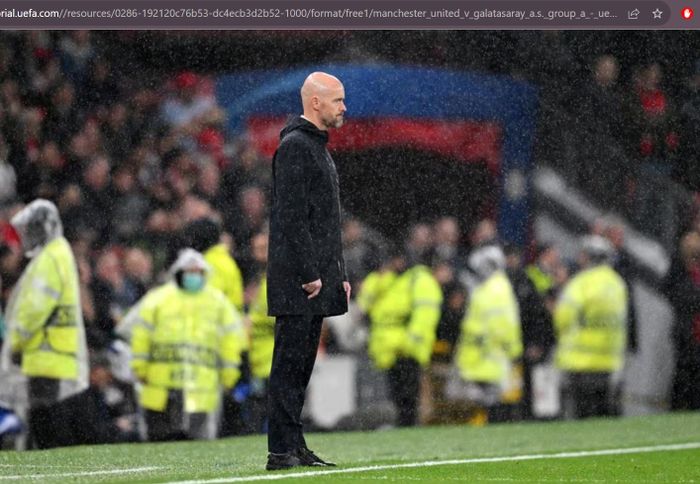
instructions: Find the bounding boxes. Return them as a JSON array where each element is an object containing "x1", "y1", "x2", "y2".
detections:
[{"x1": 280, "y1": 116, "x2": 329, "y2": 144}]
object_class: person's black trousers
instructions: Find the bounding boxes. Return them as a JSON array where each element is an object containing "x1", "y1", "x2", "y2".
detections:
[
  {"x1": 387, "y1": 357, "x2": 421, "y2": 427},
  {"x1": 144, "y1": 390, "x2": 208, "y2": 441},
  {"x1": 27, "y1": 377, "x2": 64, "y2": 449},
  {"x1": 562, "y1": 372, "x2": 613, "y2": 419},
  {"x1": 267, "y1": 314, "x2": 323, "y2": 454}
]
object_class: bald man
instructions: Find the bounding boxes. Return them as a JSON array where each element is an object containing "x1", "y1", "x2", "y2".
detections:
[{"x1": 265, "y1": 72, "x2": 350, "y2": 471}]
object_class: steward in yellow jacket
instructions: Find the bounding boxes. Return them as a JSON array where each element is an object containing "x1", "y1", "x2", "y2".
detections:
[
  {"x1": 456, "y1": 245, "x2": 522, "y2": 413},
  {"x1": 130, "y1": 249, "x2": 244, "y2": 441},
  {"x1": 1, "y1": 199, "x2": 88, "y2": 449},
  {"x1": 367, "y1": 252, "x2": 442, "y2": 426},
  {"x1": 554, "y1": 235, "x2": 628, "y2": 419}
]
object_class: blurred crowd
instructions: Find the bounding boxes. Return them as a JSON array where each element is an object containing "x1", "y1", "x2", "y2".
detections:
[
  {"x1": 0, "y1": 31, "x2": 271, "y2": 347},
  {"x1": 0, "y1": 31, "x2": 698, "y2": 450},
  {"x1": 540, "y1": 51, "x2": 700, "y2": 249}
]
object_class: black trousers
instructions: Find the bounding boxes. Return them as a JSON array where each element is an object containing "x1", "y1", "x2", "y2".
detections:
[
  {"x1": 562, "y1": 372, "x2": 613, "y2": 419},
  {"x1": 144, "y1": 390, "x2": 208, "y2": 442},
  {"x1": 27, "y1": 377, "x2": 63, "y2": 449},
  {"x1": 387, "y1": 357, "x2": 421, "y2": 427},
  {"x1": 267, "y1": 314, "x2": 323, "y2": 454}
]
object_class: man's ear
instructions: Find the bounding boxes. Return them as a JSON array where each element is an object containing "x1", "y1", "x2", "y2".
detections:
[{"x1": 311, "y1": 95, "x2": 320, "y2": 110}]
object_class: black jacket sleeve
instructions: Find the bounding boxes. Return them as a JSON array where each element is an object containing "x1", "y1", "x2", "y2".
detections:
[{"x1": 273, "y1": 138, "x2": 320, "y2": 283}]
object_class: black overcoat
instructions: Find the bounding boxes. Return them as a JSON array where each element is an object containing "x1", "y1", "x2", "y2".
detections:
[{"x1": 267, "y1": 116, "x2": 348, "y2": 316}]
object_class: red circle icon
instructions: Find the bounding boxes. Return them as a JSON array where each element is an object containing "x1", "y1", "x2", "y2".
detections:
[{"x1": 682, "y1": 7, "x2": 694, "y2": 19}]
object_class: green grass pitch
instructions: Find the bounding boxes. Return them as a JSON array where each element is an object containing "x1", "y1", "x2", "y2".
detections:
[{"x1": 1, "y1": 412, "x2": 699, "y2": 483}]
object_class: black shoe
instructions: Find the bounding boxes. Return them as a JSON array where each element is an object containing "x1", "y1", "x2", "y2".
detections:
[
  {"x1": 296, "y1": 446, "x2": 337, "y2": 467},
  {"x1": 266, "y1": 452, "x2": 302, "y2": 471}
]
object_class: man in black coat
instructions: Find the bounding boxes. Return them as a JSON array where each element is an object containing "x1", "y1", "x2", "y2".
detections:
[{"x1": 266, "y1": 72, "x2": 351, "y2": 471}]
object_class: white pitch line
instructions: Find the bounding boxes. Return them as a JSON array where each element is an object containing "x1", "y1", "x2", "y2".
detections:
[
  {"x1": 0, "y1": 465, "x2": 163, "y2": 481},
  {"x1": 164, "y1": 442, "x2": 700, "y2": 484}
]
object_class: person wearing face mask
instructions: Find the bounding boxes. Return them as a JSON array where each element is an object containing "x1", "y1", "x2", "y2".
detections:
[
  {"x1": 0, "y1": 199, "x2": 88, "y2": 449},
  {"x1": 129, "y1": 249, "x2": 244, "y2": 441}
]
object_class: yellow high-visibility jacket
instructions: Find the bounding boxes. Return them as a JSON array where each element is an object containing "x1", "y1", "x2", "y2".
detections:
[
  {"x1": 357, "y1": 270, "x2": 397, "y2": 315},
  {"x1": 457, "y1": 271, "x2": 522, "y2": 384},
  {"x1": 204, "y1": 243, "x2": 245, "y2": 313},
  {"x1": 525, "y1": 264, "x2": 555, "y2": 296},
  {"x1": 554, "y1": 264, "x2": 628, "y2": 373},
  {"x1": 130, "y1": 281, "x2": 243, "y2": 413},
  {"x1": 368, "y1": 265, "x2": 442, "y2": 370},
  {"x1": 248, "y1": 276, "x2": 275, "y2": 380},
  {"x1": 6, "y1": 237, "x2": 87, "y2": 385}
]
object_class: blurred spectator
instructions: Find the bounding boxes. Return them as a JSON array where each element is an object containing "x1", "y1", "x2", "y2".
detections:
[
  {"x1": 91, "y1": 248, "x2": 141, "y2": 341},
  {"x1": 525, "y1": 243, "x2": 563, "y2": 309},
  {"x1": 229, "y1": 185, "x2": 269, "y2": 270},
  {"x1": 75, "y1": 255, "x2": 104, "y2": 349},
  {"x1": 470, "y1": 218, "x2": 498, "y2": 247},
  {"x1": 342, "y1": 217, "x2": 380, "y2": 290},
  {"x1": 19, "y1": 141, "x2": 68, "y2": 202},
  {"x1": 123, "y1": 247, "x2": 153, "y2": 299},
  {"x1": 43, "y1": 81, "x2": 81, "y2": 149},
  {"x1": 79, "y1": 155, "x2": 112, "y2": 245},
  {"x1": 221, "y1": 144, "x2": 271, "y2": 204},
  {"x1": 405, "y1": 222, "x2": 434, "y2": 266},
  {"x1": 161, "y1": 71, "x2": 214, "y2": 130},
  {"x1": 0, "y1": 136, "x2": 17, "y2": 206},
  {"x1": 593, "y1": 219, "x2": 639, "y2": 355},
  {"x1": 504, "y1": 243, "x2": 553, "y2": 419},
  {"x1": 626, "y1": 63, "x2": 680, "y2": 246},
  {"x1": 679, "y1": 60, "x2": 700, "y2": 191},
  {"x1": 433, "y1": 216, "x2": 466, "y2": 268},
  {"x1": 432, "y1": 260, "x2": 466, "y2": 361},
  {"x1": 81, "y1": 58, "x2": 119, "y2": 112},
  {"x1": 110, "y1": 164, "x2": 150, "y2": 243},
  {"x1": 196, "y1": 107, "x2": 229, "y2": 168},
  {"x1": 577, "y1": 55, "x2": 629, "y2": 212},
  {"x1": 580, "y1": 55, "x2": 624, "y2": 138},
  {"x1": 663, "y1": 231, "x2": 700, "y2": 410},
  {"x1": 102, "y1": 103, "x2": 133, "y2": 162},
  {"x1": 58, "y1": 31, "x2": 95, "y2": 85},
  {"x1": 138, "y1": 209, "x2": 175, "y2": 274},
  {"x1": 195, "y1": 162, "x2": 227, "y2": 213},
  {"x1": 60, "y1": 351, "x2": 139, "y2": 445}
]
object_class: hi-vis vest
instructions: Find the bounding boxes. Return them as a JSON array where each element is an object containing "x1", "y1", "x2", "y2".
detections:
[
  {"x1": 368, "y1": 265, "x2": 442, "y2": 370},
  {"x1": 130, "y1": 282, "x2": 243, "y2": 413},
  {"x1": 457, "y1": 271, "x2": 522, "y2": 384},
  {"x1": 248, "y1": 276, "x2": 275, "y2": 380},
  {"x1": 554, "y1": 264, "x2": 628, "y2": 373},
  {"x1": 204, "y1": 243, "x2": 245, "y2": 314},
  {"x1": 6, "y1": 237, "x2": 87, "y2": 384},
  {"x1": 357, "y1": 270, "x2": 397, "y2": 315}
]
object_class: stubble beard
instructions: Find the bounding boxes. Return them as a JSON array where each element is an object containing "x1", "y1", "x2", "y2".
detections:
[{"x1": 322, "y1": 114, "x2": 344, "y2": 129}]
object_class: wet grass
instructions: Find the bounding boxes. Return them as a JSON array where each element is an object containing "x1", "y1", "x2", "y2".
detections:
[{"x1": 0, "y1": 412, "x2": 699, "y2": 483}]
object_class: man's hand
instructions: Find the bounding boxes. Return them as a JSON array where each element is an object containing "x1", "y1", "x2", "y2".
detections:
[
  {"x1": 302, "y1": 279, "x2": 322, "y2": 299},
  {"x1": 343, "y1": 281, "x2": 352, "y2": 305}
]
